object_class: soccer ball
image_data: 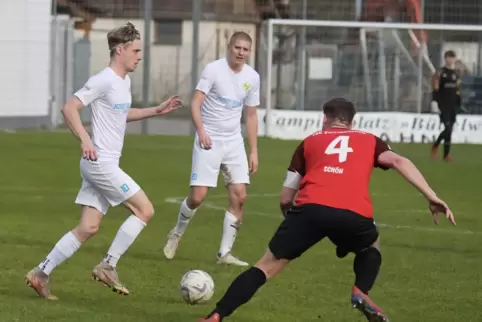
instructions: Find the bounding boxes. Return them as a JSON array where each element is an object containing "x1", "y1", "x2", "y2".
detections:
[{"x1": 179, "y1": 270, "x2": 215, "y2": 305}]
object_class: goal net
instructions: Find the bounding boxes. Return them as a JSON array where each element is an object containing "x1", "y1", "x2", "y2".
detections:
[{"x1": 257, "y1": 19, "x2": 482, "y2": 134}]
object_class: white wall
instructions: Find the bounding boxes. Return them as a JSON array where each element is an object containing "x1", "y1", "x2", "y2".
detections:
[
  {"x1": 0, "y1": 0, "x2": 51, "y2": 117},
  {"x1": 77, "y1": 19, "x2": 257, "y2": 103}
]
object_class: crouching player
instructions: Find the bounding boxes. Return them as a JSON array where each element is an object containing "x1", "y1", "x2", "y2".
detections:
[{"x1": 198, "y1": 98, "x2": 456, "y2": 322}]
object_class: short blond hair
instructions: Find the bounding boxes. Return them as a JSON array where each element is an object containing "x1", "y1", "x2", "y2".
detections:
[
  {"x1": 228, "y1": 31, "x2": 252, "y2": 46},
  {"x1": 107, "y1": 22, "x2": 140, "y2": 56}
]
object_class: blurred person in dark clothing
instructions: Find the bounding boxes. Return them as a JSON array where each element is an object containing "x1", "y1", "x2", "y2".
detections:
[{"x1": 430, "y1": 50, "x2": 461, "y2": 162}]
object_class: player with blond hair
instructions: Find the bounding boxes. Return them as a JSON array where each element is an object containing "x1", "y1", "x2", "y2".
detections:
[
  {"x1": 163, "y1": 31, "x2": 260, "y2": 266},
  {"x1": 25, "y1": 22, "x2": 181, "y2": 300}
]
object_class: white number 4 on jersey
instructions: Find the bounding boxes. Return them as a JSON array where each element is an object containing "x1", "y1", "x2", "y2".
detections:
[{"x1": 325, "y1": 136, "x2": 353, "y2": 163}]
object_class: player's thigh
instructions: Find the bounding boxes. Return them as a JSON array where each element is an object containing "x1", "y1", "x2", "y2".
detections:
[
  {"x1": 268, "y1": 205, "x2": 326, "y2": 260},
  {"x1": 221, "y1": 139, "x2": 249, "y2": 186},
  {"x1": 440, "y1": 111, "x2": 454, "y2": 128},
  {"x1": 79, "y1": 160, "x2": 141, "y2": 208},
  {"x1": 327, "y1": 210, "x2": 379, "y2": 254},
  {"x1": 75, "y1": 178, "x2": 111, "y2": 215},
  {"x1": 190, "y1": 138, "x2": 223, "y2": 188}
]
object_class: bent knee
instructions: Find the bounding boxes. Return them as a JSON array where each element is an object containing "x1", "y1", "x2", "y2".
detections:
[
  {"x1": 255, "y1": 249, "x2": 289, "y2": 280},
  {"x1": 229, "y1": 187, "x2": 247, "y2": 206},
  {"x1": 135, "y1": 202, "x2": 155, "y2": 222},
  {"x1": 188, "y1": 187, "x2": 208, "y2": 208},
  {"x1": 75, "y1": 223, "x2": 100, "y2": 240}
]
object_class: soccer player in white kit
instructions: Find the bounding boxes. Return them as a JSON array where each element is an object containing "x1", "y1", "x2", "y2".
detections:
[
  {"x1": 25, "y1": 23, "x2": 181, "y2": 300},
  {"x1": 163, "y1": 32, "x2": 260, "y2": 266}
]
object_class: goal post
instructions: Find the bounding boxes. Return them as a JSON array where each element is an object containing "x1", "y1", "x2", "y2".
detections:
[{"x1": 258, "y1": 19, "x2": 482, "y2": 138}]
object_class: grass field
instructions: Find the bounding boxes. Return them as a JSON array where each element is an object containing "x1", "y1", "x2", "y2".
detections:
[{"x1": 1, "y1": 132, "x2": 481, "y2": 322}]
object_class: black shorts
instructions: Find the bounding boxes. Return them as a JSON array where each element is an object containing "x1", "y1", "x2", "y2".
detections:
[{"x1": 268, "y1": 204, "x2": 379, "y2": 260}]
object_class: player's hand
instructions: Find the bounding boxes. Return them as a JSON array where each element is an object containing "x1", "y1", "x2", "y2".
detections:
[
  {"x1": 81, "y1": 139, "x2": 97, "y2": 161},
  {"x1": 430, "y1": 101, "x2": 440, "y2": 114},
  {"x1": 427, "y1": 196, "x2": 456, "y2": 226},
  {"x1": 155, "y1": 95, "x2": 182, "y2": 115},
  {"x1": 249, "y1": 151, "x2": 258, "y2": 174},
  {"x1": 198, "y1": 130, "x2": 212, "y2": 150}
]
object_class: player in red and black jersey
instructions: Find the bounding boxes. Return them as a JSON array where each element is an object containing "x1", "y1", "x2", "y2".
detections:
[{"x1": 198, "y1": 98, "x2": 456, "y2": 322}]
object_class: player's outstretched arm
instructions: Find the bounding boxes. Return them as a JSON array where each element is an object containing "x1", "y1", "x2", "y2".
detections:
[
  {"x1": 126, "y1": 95, "x2": 182, "y2": 122},
  {"x1": 377, "y1": 150, "x2": 456, "y2": 225}
]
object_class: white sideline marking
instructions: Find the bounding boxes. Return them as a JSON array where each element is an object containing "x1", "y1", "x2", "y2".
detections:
[{"x1": 165, "y1": 194, "x2": 478, "y2": 235}]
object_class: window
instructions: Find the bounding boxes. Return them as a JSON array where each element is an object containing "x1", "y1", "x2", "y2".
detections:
[{"x1": 154, "y1": 20, "x2": 183, "y2": 46}]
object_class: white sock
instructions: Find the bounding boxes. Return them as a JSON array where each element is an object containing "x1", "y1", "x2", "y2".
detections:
[
  {"x1": 173, "y1": 198, "x2": 198, "y2": 236},
  {"x1": 218, "y1": 211, "x2": 240, "y2": 257},
  {"x1": 103, "y1": 215, "x2": 146, "y2": 268},
  {"x1": 38, "y1": 231, "x2": 81, "y2": 276}
]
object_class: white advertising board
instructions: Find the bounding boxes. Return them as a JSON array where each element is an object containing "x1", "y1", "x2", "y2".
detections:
[{"x1": 257, "y1": 109, "x2": 482, "y2": 144}]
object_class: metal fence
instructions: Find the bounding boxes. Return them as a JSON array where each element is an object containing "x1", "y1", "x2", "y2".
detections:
[
  {"x1": 258, "y1": 20, "x2": 482, "y2": 115},
  {"x1": 6, "y1": 0, "x2": 482, "y2": 134},
  {"x1": 45, "y1": 0, "x2": 259, "y2": 135}
]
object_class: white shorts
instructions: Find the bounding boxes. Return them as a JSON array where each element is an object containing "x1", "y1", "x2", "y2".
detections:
[
  {"x1": 190, "y1": 137, "x2": 249, "y2": 188},
  {"x1": 75, "y1": 159, "x2": 141, "y2": 215}
]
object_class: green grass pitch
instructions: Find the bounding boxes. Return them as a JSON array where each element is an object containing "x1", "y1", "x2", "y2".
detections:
[{"x1": 0, "y1": 132, "x2": 481, "y2": 321}]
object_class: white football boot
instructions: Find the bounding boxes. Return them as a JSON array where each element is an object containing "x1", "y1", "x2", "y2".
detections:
[
  {"x1": 163, "y1": 230, "x2": 182, "y2": 260},
  {"x1": 216, "y1": 252, "x2": 249, "y2": 266}
]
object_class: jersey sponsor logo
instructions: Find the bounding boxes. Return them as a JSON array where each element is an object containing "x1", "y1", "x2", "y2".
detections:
[
  {"x1": 216, "y1": 95, "x2": 244, "y2": 109},
  {"x1": 113, "y1": 103, "x2": 131, "y2": 110},
  {"x1": 242, "y1": 82, "x2": 251, "y2": 91},
  {"x1": 120, "y1": 183, "x2": 130, "y2": 193}
]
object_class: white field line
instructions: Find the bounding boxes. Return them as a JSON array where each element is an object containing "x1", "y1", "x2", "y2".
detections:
[{"x1": 165, "y1": 193, "x2": 477, "y2": 235}]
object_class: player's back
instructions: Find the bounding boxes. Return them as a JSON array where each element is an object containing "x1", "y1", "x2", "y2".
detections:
[{"x1": 295, "y1": 128, "x2": 384, "y2": 218}]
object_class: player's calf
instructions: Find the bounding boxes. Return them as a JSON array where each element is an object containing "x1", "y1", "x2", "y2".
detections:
[
  {"x1": 353, "y1": 246, "x2": 381, "y2": 294},
  {"x1": 351, "y1": 245, "x2": 387, "y2": 321},
  {"x1": 93, "y1": 190, "x2": 149, "y2": 293},
  {"x1": 216, "y1": 184, "x2": 247, "y2": 264},
  {"x1": 164, "y1": 187, "x2": 207, "y2": 260},
  {"x1": 201, "y1": 250, "x2": 288, "y2": 320}
]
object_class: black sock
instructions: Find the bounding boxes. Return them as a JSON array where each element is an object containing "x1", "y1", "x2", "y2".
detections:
[
  {"x1": 434, "y1": 131, "x2": 445, "y2": 147},
  {"x1": 208, "y1": 267, "x2": 267, "y2": 319},
  {"x1": 353, "y1": 247, "x2": 382, "y2": 295},
  {"x1": 443, "y1": 142, "x2": 451, "y2": 158}
]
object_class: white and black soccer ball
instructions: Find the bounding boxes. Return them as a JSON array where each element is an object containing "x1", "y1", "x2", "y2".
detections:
[{"x1": 179, "y1": 270, "x2": 215, "y2": 305}]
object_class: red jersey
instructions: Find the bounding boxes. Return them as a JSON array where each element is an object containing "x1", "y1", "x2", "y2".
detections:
[{"x1": 288, "y1": 128, "x2": 391, "y2": 218}]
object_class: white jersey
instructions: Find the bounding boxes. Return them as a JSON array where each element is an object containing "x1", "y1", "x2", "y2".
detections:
[
  {"x1": 196, "y1": 58, "x2": 260, "y2": 141},
  {"x1": 74, "y1": 67, "x2": 132, "y2": 162}
]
